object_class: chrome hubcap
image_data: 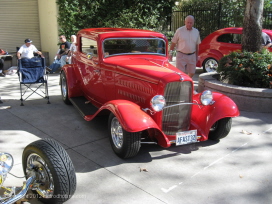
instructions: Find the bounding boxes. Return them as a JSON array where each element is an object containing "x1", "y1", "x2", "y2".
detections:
[
  {"x1": 26, "y1": 153, "x2": 54, "y2": 198},
  {"x1": 205, "y1": 59, "x2": 218, "y2": 72},
  {"x1": 111, "y1": 117, "x2": 123, "y2": 149},
  {"x1": 61, "y1": 76, "x2": 67, "y2": 98}
]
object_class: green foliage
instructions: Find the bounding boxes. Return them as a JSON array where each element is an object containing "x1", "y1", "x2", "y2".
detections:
[
  {"x1": 56, "y1": 0, "x2": 176, "y2": 38},
  {"x1": 173, "y1": 0, "x2": 272, "y2": 40},
  {"x1": 172, "y1": 0, "x2": 246, "y2": 40},
  {"x1": 218, "y1": 49, "x2": 272, "y2": 88}
]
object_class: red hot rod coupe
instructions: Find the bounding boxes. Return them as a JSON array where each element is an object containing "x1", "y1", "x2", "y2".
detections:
[{"x1": 60, "y1": 28, "x2": 240, "y2": 158}]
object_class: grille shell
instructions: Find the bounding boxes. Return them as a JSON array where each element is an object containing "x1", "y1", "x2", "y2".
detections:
[{"x1": 162, "y1": 81, "x2": 192, "y2": 135}]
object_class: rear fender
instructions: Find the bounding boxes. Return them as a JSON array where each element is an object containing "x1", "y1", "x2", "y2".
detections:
[
  {"x1": 61, "y1": 65, "x2": 82, "y2": 98},
  {"x1": 89, "y1": 100, "x2": 171, "y2": 148},
  {"x1": 191, "y1": 92, "x2": 239, "y2": 140},
  {"x1": 197, "y1": 49, "x2": 223, "y2": 67}
]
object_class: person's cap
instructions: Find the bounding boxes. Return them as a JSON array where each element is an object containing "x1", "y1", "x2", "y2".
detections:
[{"x1": 25, "y1": 38, "x2": 32, "y2": 43}]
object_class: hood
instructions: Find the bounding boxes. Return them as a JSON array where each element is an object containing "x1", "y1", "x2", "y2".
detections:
[{"x1": 103, "y1": 56, "x2": 191, "y2": 84}]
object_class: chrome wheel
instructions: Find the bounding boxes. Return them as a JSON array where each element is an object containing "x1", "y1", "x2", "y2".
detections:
[
  {"x1": 26, "y1": 153, "x2": 54, "y2": 198},
  {"x1": 61, "y1": 75, "x2": 67, "y2": 98},
  {"x1": 60, "y1": 72, "x2": 71, "y2": 104},
  {"x1": 111, "y1": 117, "x2": 124, "y2": 149},
  {"x1": 203, "y1": 58, "x2": 218, "y2": 72}
]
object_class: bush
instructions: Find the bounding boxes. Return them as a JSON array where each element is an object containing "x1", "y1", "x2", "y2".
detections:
[{"x1": 217, "y1": 49, "x2": 272, "y2": 88}]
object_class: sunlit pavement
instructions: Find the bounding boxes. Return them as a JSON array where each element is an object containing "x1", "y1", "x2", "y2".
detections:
[{"x1": 0, "y1": 71, "x2": 272, "y2": 204}]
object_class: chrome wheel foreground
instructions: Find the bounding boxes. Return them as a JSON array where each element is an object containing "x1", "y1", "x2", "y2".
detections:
[
  {"x1": 204, "y1": 59, "x2": 218, "y2": 72},
  {"x1": 111, "y1": 117, "x2": 124, "y2": 149},
  {"x1": 26, "y1": 153, "x2": 54, "y2": 198}
]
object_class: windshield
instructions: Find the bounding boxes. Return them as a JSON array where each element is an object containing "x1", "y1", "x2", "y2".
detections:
[{"x1": 103, "y1": 38, "x2": 166, "y2": 57}]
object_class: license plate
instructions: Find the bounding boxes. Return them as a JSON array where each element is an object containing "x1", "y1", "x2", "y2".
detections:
[{"x1": 176, "y1": 130, "x2": 197, "y2": 146}]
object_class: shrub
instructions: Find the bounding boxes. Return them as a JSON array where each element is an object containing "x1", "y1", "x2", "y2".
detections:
[{"x1": 217, "y1": 49, "x2": 272, "y2": 88}]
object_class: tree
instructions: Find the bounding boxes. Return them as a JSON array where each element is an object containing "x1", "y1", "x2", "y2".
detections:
[
  {"x1": 242, "y1": 0, "x2": 264, "y2": 52},
  {"x1": 56, "y1": 0, "x2": 176, "y2": 37}
]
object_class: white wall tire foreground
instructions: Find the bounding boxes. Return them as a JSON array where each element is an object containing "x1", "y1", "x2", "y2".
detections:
[
  {"x1": 22, "y1": 138, "x2": 76, "y2": 204},
  {"x1": 209, "y1": 117, "x2": 232, "y2": 140},
  {"x1": 108, "y1": 113, "x2": 141, "y2": 159}
]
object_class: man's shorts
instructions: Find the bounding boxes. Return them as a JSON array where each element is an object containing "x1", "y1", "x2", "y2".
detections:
[{"x1": 176, "y1": 52, "x2": 196, "y2": 74}]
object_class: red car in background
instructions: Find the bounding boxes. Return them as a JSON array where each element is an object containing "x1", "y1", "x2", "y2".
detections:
[{"x1": 197, "y1": 27, "x2": 272, "y2": 72}]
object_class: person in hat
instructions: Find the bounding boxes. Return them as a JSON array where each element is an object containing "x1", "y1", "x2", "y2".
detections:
[{"x1": 17, "y1": 38, "x2": 43, "y2": 59}]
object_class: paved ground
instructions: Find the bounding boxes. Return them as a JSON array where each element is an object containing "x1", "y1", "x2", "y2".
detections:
[{"x1": 0, "y1": 68, "x2": 272, "y2": 204}]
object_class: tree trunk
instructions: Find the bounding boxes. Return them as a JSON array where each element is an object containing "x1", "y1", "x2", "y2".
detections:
[{"x1": 242, "y1": 0, "x2": 264, "y2": 52}]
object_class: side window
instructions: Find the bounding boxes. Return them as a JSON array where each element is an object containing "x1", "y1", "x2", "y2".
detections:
[
  {"x1": 233, "y1": 34, "x2": 242, "y2": 44},
  {"x1": 217, "y1": 33, "x2": 241, "y2": 44},
  {"x1": 81, "y1": 37, "x2": 98, "y2": 58}
]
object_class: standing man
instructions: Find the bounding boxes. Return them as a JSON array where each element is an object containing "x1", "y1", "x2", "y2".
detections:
[
  {"x1": 168, "y1": 15, "x2": 201, "y2": 78},
  {"x1": 17, "y1": 38, "x2": 43, "y2": 59},
  {"x1": 58, "y1": 35, "x2": 71, "y2": 67}
]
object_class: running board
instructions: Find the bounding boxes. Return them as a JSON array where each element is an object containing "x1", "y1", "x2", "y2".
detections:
[{"x1": 69, "y1": 96, "x2": 98, "y2": 118}]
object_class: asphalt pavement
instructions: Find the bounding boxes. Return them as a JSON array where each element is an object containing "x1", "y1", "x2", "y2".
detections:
[{"x1": 0, "y1": 68, "x2": 272, "y2": 204}]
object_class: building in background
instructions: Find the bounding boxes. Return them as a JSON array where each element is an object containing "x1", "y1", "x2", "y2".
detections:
[{"x1": 0, "y1": 0, "x2": 59, "y2": 64}]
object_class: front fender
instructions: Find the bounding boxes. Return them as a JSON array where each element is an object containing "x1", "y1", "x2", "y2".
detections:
[
  {"x1": 61, "y1": 64, "x2": 82, "y2": 98},
  {"x1": 85, "y1": 100, "x2": 171, "y2": 148},
  {"x1": 191, "y1": 92, "x2": 239, "y2": 140}
]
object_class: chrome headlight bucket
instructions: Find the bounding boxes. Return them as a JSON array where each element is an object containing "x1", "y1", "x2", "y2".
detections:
[
  {"x1": 150, "y1": 95, "x2": 166, "y2": 112},
  {"x1": 200, "y1": 90, "x2": 213, "y2": 105},
  {"x1": 0, "y1": 152, "x2": 14, "y2": 185}
]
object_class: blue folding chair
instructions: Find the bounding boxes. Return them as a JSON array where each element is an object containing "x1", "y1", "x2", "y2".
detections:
[{"x1": 18, "y1": 57, "x2": 50, "y2": 106}]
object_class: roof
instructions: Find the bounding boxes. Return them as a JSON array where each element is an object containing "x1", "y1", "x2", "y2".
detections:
[{"x1": 77, "y1": 28, "x2": 166, "y2": 40}]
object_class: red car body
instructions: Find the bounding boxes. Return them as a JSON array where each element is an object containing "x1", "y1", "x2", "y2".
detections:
[
  {"x1": 197, "y1": 27, "x2": 272, "y2": 72},
  {"x1": 60, "y1": 28, "x2": 239, "y2": 158}
]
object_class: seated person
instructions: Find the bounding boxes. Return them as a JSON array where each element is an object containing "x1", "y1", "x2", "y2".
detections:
[
  {"x1": 48, "y1": 35, "x2": 71, "y2": 73},
  {"x1": 0, "y1": 58, "x2": 4, "y2": 77},
  {"x1": 17, "y1": 38, "x2": 43, "y2": 59},
  {"x1": 66, "y1": 35, "x2": 77, "y2": 64}
]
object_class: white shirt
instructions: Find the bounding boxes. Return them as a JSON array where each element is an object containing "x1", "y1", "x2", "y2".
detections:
[
  {"x1": 70, "y1": 43, "x2": 77, "y2": 52},
  {"x1": 18, "y1": 44, "x2": 38, "y2": 58},
  {"x1": 172, "y1": 26, "x2": 201, "y2": 53}
]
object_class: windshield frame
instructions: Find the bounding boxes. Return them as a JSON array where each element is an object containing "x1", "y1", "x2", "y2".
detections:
[{"x1": 102, "y1": 37, "x2": 166, "y2": 58}]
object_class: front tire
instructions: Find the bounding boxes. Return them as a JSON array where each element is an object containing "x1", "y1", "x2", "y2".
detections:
[
  {"x1": 22, "y1": 138, "x2": 76, "y2": 204},
  {"x1": 202, "y1": 58, "x2": 218, "y2": 73},
  {"x1": 60, "y1": 72, "x2": 71, "y2": 104},
  {"x1": 209, "y1": 117, "x2": 232, "y2": 140},
  {"x1": 108, "y1": 113, "x2": 141, "y2": 158}
]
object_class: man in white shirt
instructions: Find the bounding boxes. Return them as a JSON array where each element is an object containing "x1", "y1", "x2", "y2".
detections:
[
  {"x1": 17, "y1": 38, "x2": 43, "y2": 59},
  {"x1": 168, "y1": 15, "x2": 201, "y2": 78}
]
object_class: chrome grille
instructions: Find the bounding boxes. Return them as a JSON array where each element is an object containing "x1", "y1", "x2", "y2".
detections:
[{"x1": 162, "y1": 81, "x2": 192, "y2": 135}]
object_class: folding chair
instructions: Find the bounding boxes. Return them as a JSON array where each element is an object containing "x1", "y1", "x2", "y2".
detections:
[{"x1": 18, "y1": 57, "x2": 50, "y2": 106}]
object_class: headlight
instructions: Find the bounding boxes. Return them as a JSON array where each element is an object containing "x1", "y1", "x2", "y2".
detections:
[
  {"x1": 0, "y1": 152, "x2": 14, "y2": 174},
  {"x1": 200, "y1": 90, "x2": 213, "y2": 105},
  {"x1": 150, "y1": 95, "x2": 166, "y2": 112}
]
